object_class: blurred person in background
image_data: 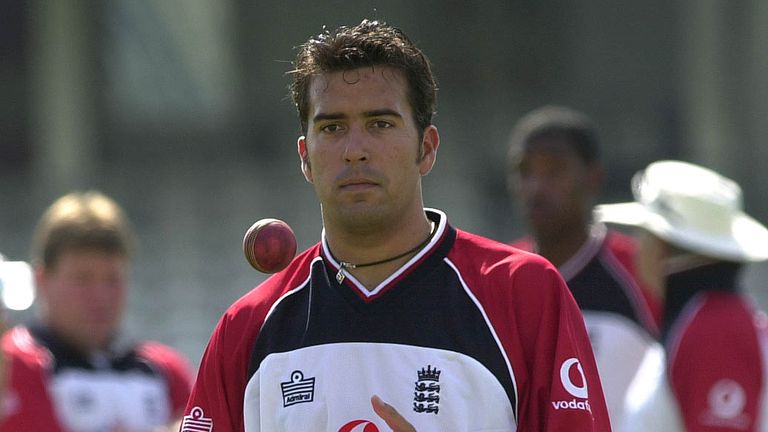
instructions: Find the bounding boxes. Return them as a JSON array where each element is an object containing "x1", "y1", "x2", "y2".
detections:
[
  {"x1": 0, "y1": 254, "x2": 7, "y2": 408},
  {"x1": 0, "y1": 191, "x2": 193, "y2": 431},
  {"x1": 0, "y1": 307, "x2": 5, "y2": 416},
  {"x1": 0, "y1": 251, "x2": 36, "y2": 421},
  {"x1": 0, "y1": 253, "x2": 35, "y2": 419},
  {"x1": 597, "y1": 160, "x2": 768, "y2": 431},
  {"x1": 507, "y1": 105, "x2": 660, "y2": 427},
  {"x1": 182, "y1": 19, "x2": 610, "y2": 431}
]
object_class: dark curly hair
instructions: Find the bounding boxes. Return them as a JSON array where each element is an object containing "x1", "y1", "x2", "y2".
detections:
[
  {"x1": 289, "y1": 19, "x2": 438, "y2": 136},
  {"x1": 507, "y1": 105, "x2": 601, "y2": 169}
]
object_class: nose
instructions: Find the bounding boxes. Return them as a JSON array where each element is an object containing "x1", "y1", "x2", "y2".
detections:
[
  {"x1": 86, "y1": 279, "x2": 124, "y2": 305},
  {"x1": 343, "y1": 126, "x2": 369, "y2": 163},
  {"x1": 519, "y1": 174, "x2": 549, "y2": 199}
]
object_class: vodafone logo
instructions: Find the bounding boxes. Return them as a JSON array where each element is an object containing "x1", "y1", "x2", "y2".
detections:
[
  {"x1": 551, "y1": 358, "x2": 591, "y2": 414},
  {"x1": 708, "y1": 379, "x2": 746, "y2": 419},
  {"x1": 559, "y1": 358, "x2": 588, "y2": 398},
  {"x1": 338, "y1": 419, "x2": 381, "y2": 432},
  {"x1": 701, "y1": 379, "x2": 751, "y2": 428}
]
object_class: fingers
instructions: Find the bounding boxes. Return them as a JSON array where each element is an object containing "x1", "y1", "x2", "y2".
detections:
[{"x1": 371, "y1": 395, "x2": 416, "y2": 432}]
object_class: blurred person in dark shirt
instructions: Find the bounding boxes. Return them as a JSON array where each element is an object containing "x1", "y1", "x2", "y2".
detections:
[
  {"x1": 0, "y1": 191, "x2": 193, "y2": 431},
  {"x1": 507, "y1": 105, "x2": 660, "y2": 426}
]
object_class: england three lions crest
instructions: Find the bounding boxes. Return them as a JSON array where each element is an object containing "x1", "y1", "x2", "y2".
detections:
[{"x1": 413, "y1": 365, "x2": 441, "y2": 414}]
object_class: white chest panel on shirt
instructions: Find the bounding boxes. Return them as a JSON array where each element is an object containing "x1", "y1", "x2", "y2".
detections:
[
  {"x1": 244, "y1": 342, "x2": 516, "y2": 432},
  {"x1": 50, "y1": 368, "x2": 171, "y2": 432}
]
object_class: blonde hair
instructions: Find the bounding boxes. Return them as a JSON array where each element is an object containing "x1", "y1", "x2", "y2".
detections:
[{"x1": 31, "y1": 191, "x2": 134, "y2": 267}]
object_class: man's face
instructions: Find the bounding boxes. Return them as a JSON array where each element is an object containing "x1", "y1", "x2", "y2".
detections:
[
  {"x1": 37, "y1": 249, "x2": 127, "y2": 353},
  {"x1": 298, "y1": 66, "x2": 438, "y2": 234},
  {"x1": 511, "y1": 135, "x2": 598, "y2": 242}
]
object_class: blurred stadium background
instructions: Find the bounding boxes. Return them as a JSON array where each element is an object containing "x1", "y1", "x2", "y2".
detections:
[{"x1": 1, "y1": 0, "x2": 767, "y2": 367}]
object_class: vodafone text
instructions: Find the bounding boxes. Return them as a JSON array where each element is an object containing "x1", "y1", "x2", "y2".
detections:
[{"x1": 552, "y1": 398, "x2": 592, "y2": 413}]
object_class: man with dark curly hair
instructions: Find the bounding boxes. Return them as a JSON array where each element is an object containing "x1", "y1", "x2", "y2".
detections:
[{"x1": 183, "y1": 20, "x2": 610, "y2": 431}]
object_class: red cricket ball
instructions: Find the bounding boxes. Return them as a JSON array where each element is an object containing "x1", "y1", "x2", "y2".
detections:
[{"x1": 242, "y1": 218, "x2": 297, "y2": 273}]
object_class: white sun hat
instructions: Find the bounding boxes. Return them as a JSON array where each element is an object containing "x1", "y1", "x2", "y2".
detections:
[{"x1": 595, "y1": 160, "x2": 768, "y2": 263}]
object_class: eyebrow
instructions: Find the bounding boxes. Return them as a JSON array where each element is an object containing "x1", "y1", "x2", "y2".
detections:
[
  {"x1": 363, "y1": 109, "x2": 402, "y2": 119},
  {"x1": 312, "y1": 109, "x2": 403, "y2": 123}
]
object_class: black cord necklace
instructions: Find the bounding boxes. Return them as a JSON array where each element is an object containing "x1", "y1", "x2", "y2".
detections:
[{"x1": 335, "y1": 222, "x2": 436, "y2": 283}]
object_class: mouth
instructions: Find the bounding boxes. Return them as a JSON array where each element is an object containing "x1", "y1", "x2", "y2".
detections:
[
  {"x1": 85, "y1": 310, "x2": 115, "y2": 324},
  {"x1": 338, "y1": 178, "x2": 379, "y2": 191},
  {"x1": 524, "y1": 199, "x2": 556, "y2": 220}
]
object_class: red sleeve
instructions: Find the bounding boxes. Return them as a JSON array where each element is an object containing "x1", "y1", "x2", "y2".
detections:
[
  {"x1": 455, "y1": 238, "x2": 611, "y2": 431},
  {"x1": 512, "y1": 261, "x2": 610, "y2": 431},
  {"x1": 668, "y1": 293, "x2": 766, "y2": 432},
  {"x1": 137, "y1": 341, "x2": 194, "y2": 417},
  {"x1": 182, "y1": 247, "x2": 317, "y2": 431},
  {"x1": 509, "y1": 236, "x2": 535, "y2": 252},
  {"x1": 182, "y1": 299, "x2": 265, "y2": 432},
  {"x1": 0, "y1": 327, "x2": 64, "y2": 432}
]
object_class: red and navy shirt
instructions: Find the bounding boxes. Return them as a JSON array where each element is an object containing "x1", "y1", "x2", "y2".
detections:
[
  {"x1": 624, "y1": 262, "x2": 768, "y2": 431},
  {"x1": 513, "y1": 225, "x2": 659, "y2": 426},
  {"x1": 1, "y1": 324, "x2": 193, "y2": 431},
  {"x1": 183, "y1": 209, "x2": 610, "y2": 431},
  {"x1": 512, "y1": 225, "x2": 659, "y2": 333}
]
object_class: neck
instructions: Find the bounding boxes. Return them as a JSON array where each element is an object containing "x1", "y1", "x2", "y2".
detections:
[
  {"x1": 37, "y1": 321, "x2": 108, "y2": 357},
  {"x1": 662, "y1": 261, "x2": 741, "y2": 343},
  {"x1": 326, "y1": 211, "x2": 434, "y2": 289},
  {"x1": 535, "y1": 224, "x2": 590, "y2": 268}
]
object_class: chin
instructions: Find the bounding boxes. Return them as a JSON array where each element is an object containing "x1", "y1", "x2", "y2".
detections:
[
  {"x1": 336, "y1": 205, "x2": 389, "y2": 232},
  {"x1": 528, "y1": 219, "x2": 552, "y2": 233}
]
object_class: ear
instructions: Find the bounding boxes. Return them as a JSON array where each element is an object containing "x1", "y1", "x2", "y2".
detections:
[
  {"x1": 34, "y1": 265, "x2": 49, "y2": 300},
  {"x1": 418, "y1": 125, "x2": 440, "y2": 176},
  {"x1": 297, "y1": 136, "x2": 313, "y2": 183}
]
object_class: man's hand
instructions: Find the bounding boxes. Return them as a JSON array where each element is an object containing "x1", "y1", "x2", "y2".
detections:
[{"x1": 371, "y1": 395, "x2": 416, "y2": 432}]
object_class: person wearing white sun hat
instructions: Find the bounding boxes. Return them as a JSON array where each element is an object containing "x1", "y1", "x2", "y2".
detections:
[{"x1": 596, "y1": 160, "x2": 768, "y2": 431}]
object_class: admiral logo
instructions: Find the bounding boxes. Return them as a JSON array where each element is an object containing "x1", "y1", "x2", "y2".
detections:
[
  {"x1": 181, "y1": 406, "x2": 213, "y2": 432},
  {"x1": 551, "y1": 358, "x2": 591, "y2": 414},
  {"x1": 413, "y1": 365, "x2": 441, "y2": 414},
  {"x1": 73, "y1": 390, "x2": 96, "y2": 412},
  {"x1": 281, "y1": 370, "x2": 316, "y2": 407}
]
